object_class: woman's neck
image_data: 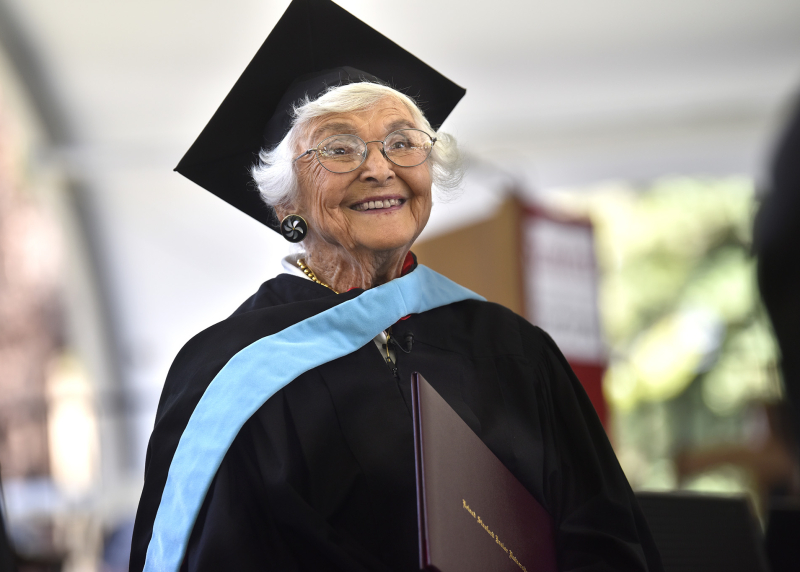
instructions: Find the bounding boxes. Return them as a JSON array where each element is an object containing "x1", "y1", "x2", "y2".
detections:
[{"x1": 303, "y1": 242, "x2": 409, "y2": 292}]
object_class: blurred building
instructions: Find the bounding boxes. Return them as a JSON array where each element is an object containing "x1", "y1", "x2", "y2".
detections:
[{"x1": 0, "y1": 69, "x2": 61, "y2": 483}]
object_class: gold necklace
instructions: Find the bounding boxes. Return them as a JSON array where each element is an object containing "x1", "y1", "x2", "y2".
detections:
[{"x1": 297, "y1": 259, "x2": 339, "y2": 294}]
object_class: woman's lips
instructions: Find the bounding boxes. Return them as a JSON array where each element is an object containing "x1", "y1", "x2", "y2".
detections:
[{"x1": 351, "y1": 198, "x2": 406, "y2": 212}]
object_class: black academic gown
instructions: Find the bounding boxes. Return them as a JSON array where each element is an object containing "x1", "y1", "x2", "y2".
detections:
[{"x1": 130, "y1": 272, "x2": 662, "y2": 572}]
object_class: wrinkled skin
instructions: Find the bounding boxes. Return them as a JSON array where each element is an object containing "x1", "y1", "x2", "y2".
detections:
[{"x1": 275, "y1": 98, "x2": 432, "y2": 292}]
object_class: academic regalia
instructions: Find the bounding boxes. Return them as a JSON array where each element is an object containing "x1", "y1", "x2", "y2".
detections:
[
  {"x1": 130, "y1": 266, "x2": 663, "y2": 572},
  {"x1": 133, "y1": 1, "x2": 662, "y2": 570}
]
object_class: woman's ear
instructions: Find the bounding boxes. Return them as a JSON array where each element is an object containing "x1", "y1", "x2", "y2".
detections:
[
  {"x1": 274, "y1": 198, "x2": 310, "y2": 243},
  {"x1": 273, "y1": 198, "x2": 300, "y2": 222},
  {"x1": 273, "y1": 204, "x2": 289, "y2": 222}
]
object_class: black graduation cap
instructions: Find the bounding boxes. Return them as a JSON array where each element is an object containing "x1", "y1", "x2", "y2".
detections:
[{"x1": 175, "y1": 0, "x2": 466, "y2": 231}]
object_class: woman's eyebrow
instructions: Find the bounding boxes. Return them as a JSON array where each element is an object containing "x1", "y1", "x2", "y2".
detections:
[
  {"x1": 312, "y1": 122, "x2": 357, "y2": 141},
  {"x1": 385, "y1": 119, "x2": 417, "y2": 132}
]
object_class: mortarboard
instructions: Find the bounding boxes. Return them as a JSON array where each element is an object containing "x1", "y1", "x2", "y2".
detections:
[{"x1": 175, "y1": 0, "x2": 466, "y2": 231}]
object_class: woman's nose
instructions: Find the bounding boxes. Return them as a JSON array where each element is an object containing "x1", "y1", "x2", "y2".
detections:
[{"x1": 359, "y1": 141, "x2": 394, "y2": 183}]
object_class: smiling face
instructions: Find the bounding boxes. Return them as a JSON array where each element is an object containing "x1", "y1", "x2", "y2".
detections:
[{"x1": 289, "y1": 97, "x2": 433, "y2": 259}]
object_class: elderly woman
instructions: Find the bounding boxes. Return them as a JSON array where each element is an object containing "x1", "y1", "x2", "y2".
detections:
[
  {"x1": 130, "y1": 1, "x2": 662, "y2": 571},
  {"x1": 257, "y1": 82, "x2": 458, "y2": 292}
]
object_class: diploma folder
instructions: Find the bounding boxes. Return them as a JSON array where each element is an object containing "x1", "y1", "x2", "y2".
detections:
[{"x1": 411, "y1": 373, "x2": 557, "y2": 572}]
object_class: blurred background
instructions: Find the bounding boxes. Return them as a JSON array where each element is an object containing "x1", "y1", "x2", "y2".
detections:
[{"x1": 1, "y1": 0, "x2": 799, "y2": 570}]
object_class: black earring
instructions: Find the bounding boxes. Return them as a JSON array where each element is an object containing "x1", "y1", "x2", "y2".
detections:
[{"x1": 280, "y1": 214, "x2": 308, "y2": 243}]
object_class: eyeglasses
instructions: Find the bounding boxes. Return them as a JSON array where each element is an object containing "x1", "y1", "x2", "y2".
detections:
[{"x1": 293, "y1": 128, "x2": 437, "y2": 173}]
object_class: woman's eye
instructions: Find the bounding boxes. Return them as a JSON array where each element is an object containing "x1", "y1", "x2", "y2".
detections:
[
  {"x1": 388, "y1": 139, "x2": 410, "y2": 150},
  {"x1": 323, "y1": 144, "x2": 357, "y2": 156}
]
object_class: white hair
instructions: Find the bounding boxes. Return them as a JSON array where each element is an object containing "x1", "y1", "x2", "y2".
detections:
[{"x1": 251, "y1": 82, "x2": 463, "y2": 214}]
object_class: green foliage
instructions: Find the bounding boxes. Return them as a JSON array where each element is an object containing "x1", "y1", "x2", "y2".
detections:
[{"x1": 551, "y1": 177, "x2": 781, "y2": 491}]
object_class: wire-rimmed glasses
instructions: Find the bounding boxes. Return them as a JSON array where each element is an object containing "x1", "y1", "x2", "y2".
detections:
[{"x1": 293, "y1": 128, "x2": 437, "y2": 173}]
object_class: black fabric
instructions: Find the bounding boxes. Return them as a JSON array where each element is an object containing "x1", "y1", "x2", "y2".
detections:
[
  {"x1": 755, "y1": 97, "x2": 800, "y2": 449},
  {"x1": 0, "y1": 508, "x2": 14, "y2": 572},
  {"x1": 174, "y1": 0, "x2": 466, "y2": 231},
  {"x1": 130, "y1": 273, "x2": 662, "y2": 572},
  {"x1": 636, "y1": 492, "x2": 768, "y2": 572}
]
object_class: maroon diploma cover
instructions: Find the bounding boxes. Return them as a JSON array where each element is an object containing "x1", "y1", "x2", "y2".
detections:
[{"x1": 411, "y1": 373, "x2": 558, "y2": 572}]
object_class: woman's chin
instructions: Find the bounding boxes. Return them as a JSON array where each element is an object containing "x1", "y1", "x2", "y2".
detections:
[
  {"x1": 342, "y1": 211, "x2": 427, "y2": 254},
  {"x1": 351, "y1": 232, "x2": 417, "y2": 255}
]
